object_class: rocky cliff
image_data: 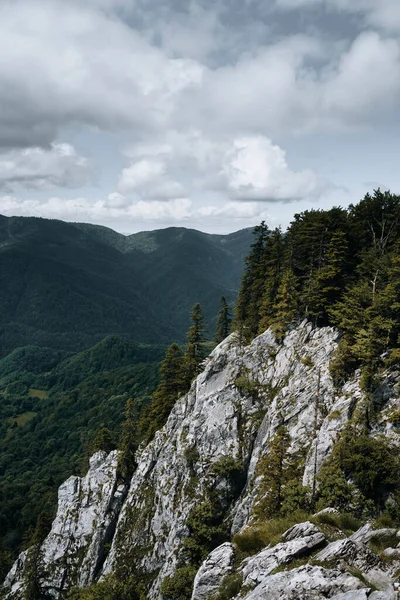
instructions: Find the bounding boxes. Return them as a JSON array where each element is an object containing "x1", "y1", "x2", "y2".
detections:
[{"x1": 3, "y1": 322, "x2": 400, "y2": 599}]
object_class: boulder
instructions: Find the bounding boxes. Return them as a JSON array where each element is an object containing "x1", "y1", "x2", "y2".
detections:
[
  {"x1": 282, "y1": 521, "x2": 322, "y2": 541},
  {"x1": 315, "y1": 538, "x2": 381, "y2": 572},
  {"x1": 242, "y1": 532, "x2": 326, "y2": 586},
  {"x1": 241, "y1": 565, "x2": 366, "y2": 600},
  {"x1": 191, "y1": 543, "x2": 234, "y2": 600}
]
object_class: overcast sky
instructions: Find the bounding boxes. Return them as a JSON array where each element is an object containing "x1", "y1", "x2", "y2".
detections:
[{"x1": 0, "y1": 0, "x2": 399, "y2": 234}]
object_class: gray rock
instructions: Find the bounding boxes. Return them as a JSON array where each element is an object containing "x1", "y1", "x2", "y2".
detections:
[
  {"x1": 315, "y1": 539, "x2": 382, "y2": 573},
  {"x1": 382, "y1": 547, "x2": 400, "y2": 559},
  {"x1": 351, "y1": 524, "x2": 373, "y2": 544},
  {"x1": 3, "y1": 450, "x2": 122, "y2": 599},
  {"x1": 191, "y1": 543, "x2": 234, "y2": 600},
  {"x1": 241, "y1": 565, "x2": 366, "y2": 600},
  {"x1": 242, "y1": 533, "x2": 326, "y2": 586},
  {"x1": 330, "y1": 591, "x2": 370, "y2": 600},
  {"x1": 282, "y1": 521, "x2": 323, "y2": 541},
  {"x1": 369, "y1": 529, "x2": 397, "y2": 541},
  {"x1": 369, "y1": 593, "x2": 395, "y2": 600}
]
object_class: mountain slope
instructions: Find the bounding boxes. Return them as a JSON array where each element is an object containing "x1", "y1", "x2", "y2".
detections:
[
  {"x1": 4, "y1": 322, "x2": 399, "y2": 599},
  {"x1": 0, "y1": 216, "x2": 252, "y2": 354}
]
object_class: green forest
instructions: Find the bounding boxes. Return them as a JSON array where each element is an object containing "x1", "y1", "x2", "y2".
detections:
[{"x1": 236, "y1": 189, "x2": 400, "y2": 387}]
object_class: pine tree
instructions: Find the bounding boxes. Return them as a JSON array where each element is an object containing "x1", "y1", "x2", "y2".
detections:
[
  {"x1": 118, "y1": 399, "x2": 139, "y2": 481},
  {"x1": 254, "y1": 426, "x2": 291, "y2": 519},
  {"x1": 183, "y1": 303, "x2": 207, "y2": 385},
  {"x1": 215, "y1": 297, "x2": 232, "y2": 344},
  {"x1": 258, "y1": 228, "x2": 284, "y2": 333},
  {"x1": 235, "y1": 222, "x2": 270, "y2": 340},
  {"x1": 92, "y1": 427, "x2": 116, "y2": 454},
  {"x1": 270, "y1": 269, "x2": 299, "y2": 341},
  {"x1": 139, "y1": 343, "x2": 185, "y2": 443}
]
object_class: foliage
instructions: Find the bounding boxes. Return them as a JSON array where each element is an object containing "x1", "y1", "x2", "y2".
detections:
[
  {"x1": 182, "y1": 303, "x2": 208, "y2": 387},
  {"x1": 183, "y1": 499, "x2": 227, "y2": 564},
  {"x1": 317, "y1": 429, "x2": 400, "y2": 514},
  {"x1": 235, "y1": 190, "x2": 400, "y2": 383},
  {"x1": 92, "y1": 428, "x2": 116, "y2": 454},
  {"x1": 0, "y1": 336, "x2": 160, "y2": 557},
  {"x1": 67, "y1": 575, "x2": 140, "y2": 600},
  {"x1": 215, "y1": 296, "x2": 232, "y2": 344},
  {"x1": 139, "y1": 343, "x2": 186, "y2": 444},
  {"x1": 160, "y1": 565, "x2": 197, "y2": 600},
  {"x1": 232, "y1": 512, "x2": 310, "y2": 555},
  {"x1": 0, "y1": 215, "x2": 251, "y2": 355},
  {"x1": 214, "y1": 573, "x2": 243, "y2": 600}
]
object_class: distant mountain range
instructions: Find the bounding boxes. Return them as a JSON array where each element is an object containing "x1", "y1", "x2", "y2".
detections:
[{"x1": 0, "y1": 215, "x2": 252, "y2": 354}]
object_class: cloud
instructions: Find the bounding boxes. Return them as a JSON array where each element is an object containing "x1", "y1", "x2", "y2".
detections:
[
  {"x1": 0, "y1": 144, "x2": 92, "y2": 191},
  {"x1": 222, "y1": 137, "x2": 326, "y2": 201},
  {"x1": 0, "y1": 194, "x2": 192, "y2": 224},
  {"x1": 275, "y1": 0, "x2": 400, "y2": 32},
  {"x1": 0, "y1": 0, "x2": 203, "y2": 148},
  {"x1": 117, "y1": 159, "x2": 185, "y2": 200},
  {"x1": 119, "y1": 132, "x2": 329, "y2": 203}
]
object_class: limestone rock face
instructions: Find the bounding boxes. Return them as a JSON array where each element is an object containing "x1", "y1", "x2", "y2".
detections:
[
  {"x1": 241, "y1": 565, "x2": 366, "y2": 600},
  {"x1": 315, "y1": 539, "x2": 383, "y2": 573},
  {"x1": 3, "y1": 321, "x2": 400, "y2": 600},
  {"x1": 3, "y1": 451, "x2": 123, "y2": 599},
  {"x1": 190, "y1": 542, "x2": 234, "y2": 600}
]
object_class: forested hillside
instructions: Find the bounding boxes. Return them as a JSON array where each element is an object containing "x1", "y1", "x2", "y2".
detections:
[
  {"x1": 0, "y1": 336, "x2": 164, "y2": 573},
  {"x1": 0, "y1": 216, "x2": 251, "y2": 354},
  {"x1": 236, "y1": 189, "x2": 400, "y2": 386}
]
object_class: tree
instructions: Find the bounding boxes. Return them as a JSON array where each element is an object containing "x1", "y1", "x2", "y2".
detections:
[
  {"x1": 215, "y1": 297, "x2": 232, "y2": 344},
  {"x1": 235, "y1": 222, "x2": 270, "y2": 341},
  {"x1": 183, "y1": 303, "x2": 207, "y2": 386},
  {"x1": 92, "y1": 427, "x2": 116, "y2": 454},
  {"x1": 254, "y1": 426, "x2": 291, "y2": 519},
  {"x1": 258, "y1": 228, "x2": 284, "y2": 333},
  {"x1": 270, "y1": 269, "x2": 299, "y2": 341},
  {"x1": 118, "y1": 399, "x2": 140, "y2": 481},
  {"x1": 139, "y1": 343, "x2": 185, "y2": 443}
]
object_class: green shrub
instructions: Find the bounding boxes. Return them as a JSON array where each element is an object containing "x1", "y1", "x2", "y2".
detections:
[
  {"x1": 67, "y1": 575, "x2": 139, "y2": 600},
  {"x1": 234, "y1": 375, "x2": 259, "y2": 398},
  {"x1": 233, "y1": 512, "x2": 309, "y2": 556},
  {"x1": 183, "y1": 499, "x2": 227, "y2": 564},
  {"x1": 160, "y1": 565, "x2": 197, "y2": 600},
  {"x1": 215, "y1": 573, "x2": 243, "y2": 600}
]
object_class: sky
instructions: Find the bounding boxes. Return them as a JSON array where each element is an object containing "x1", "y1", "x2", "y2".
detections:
[{"x1": 0, "y1": 0, "x2": 400, "y2": 234}]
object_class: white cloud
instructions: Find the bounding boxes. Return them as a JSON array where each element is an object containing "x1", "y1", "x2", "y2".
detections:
[
  {"x1": 0, "y1": 194, "x2": 193, "y2": 224},
  {"x1": 118, "y1": 132, "x2": 329, "y2": 203},
  {"x1": 117, "y1": 159, "x2": 185, "y2": 200},
  {"x1": 0, "y1": 144, "x2": 92, "y2": 191},
  {"x1": 222, "y1": 137, "x2": 325, "y2": 201}
]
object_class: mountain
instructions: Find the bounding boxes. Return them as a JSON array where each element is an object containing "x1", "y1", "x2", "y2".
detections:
[
  {"x1": 0, "y1": 215, "x2": 252, "y2": 355},
  {"x1": 3, "y1": 321, "x2": 400, "y2": 599}
]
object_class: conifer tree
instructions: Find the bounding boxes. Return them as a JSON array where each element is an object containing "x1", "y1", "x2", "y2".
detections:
[
  {"x1": 270, "y1": 269, "x2": 299, "y2": 341},
  {"x1": 183, "y1": 303, "x2": 207, "y2": 385},
  {"x1": 92, "y1": 427, "x2": 116, "y2": 454},
  {"x1": 258, "y1": 228, "x2": 284, "y2": 333},
  {"x1": 235, "y1": 222, "x2": 269, "y2": 340},
  {"x1": 139, "y1": 343, "x2": 185, "y2": 443},
  {"x1": 215, "y1": 297, "x2": 232, "y2": 344},
  {"x1": 255, "y1": 426, "x2": 290, "y2": 518},
  {"x1": 118, "y1": 399, "x2": 139, "y2": 481}
]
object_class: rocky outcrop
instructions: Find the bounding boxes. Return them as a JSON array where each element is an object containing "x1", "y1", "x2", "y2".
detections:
[
  {"x1": 3, "y1": 451, "x2": 124, "y2": 599},
  {"x1": 241, "y1": 533, "x2": 325, "y2": 586},
  {"x1": 191, "y1": 543, "x2": 234, "y2": 600},
  {"x1": 3, "y1": 321, "x2": 400, "y2": 599},
  {"x1": 241, "y1": 565, "x2": 367, "y2": 599},
  {"x1": 315, "y1": 539, "x2": 382, "y2": 572}
]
